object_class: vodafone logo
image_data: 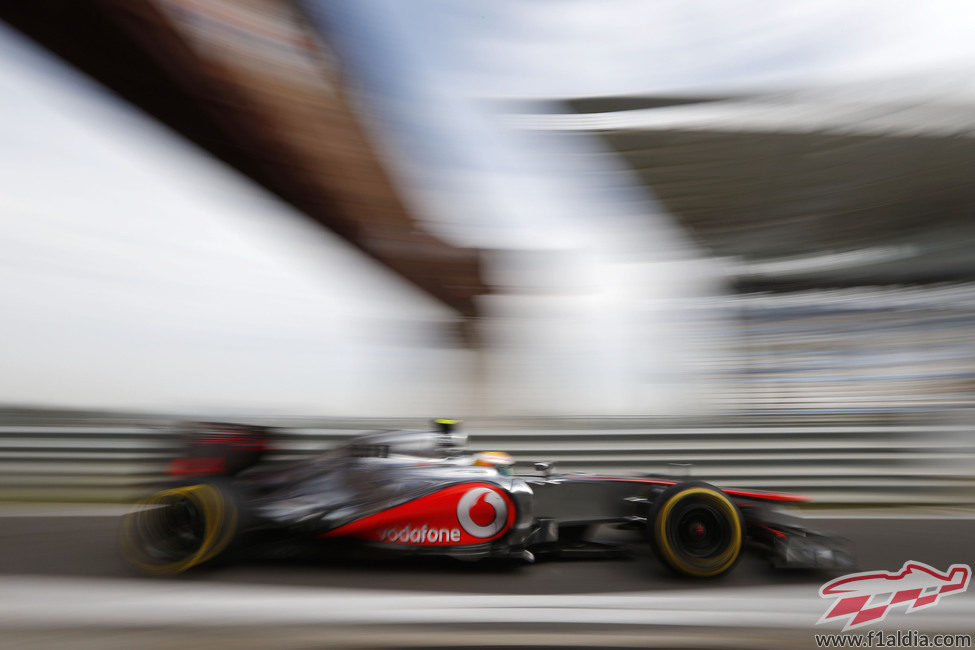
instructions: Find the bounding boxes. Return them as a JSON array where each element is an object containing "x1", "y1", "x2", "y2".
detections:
[
  {"x1": 380, "y1": 524, "x2": 460, "y2": 544},
  {"x1": 456, "y1": 486, "x2": 508, "y2": 538}
]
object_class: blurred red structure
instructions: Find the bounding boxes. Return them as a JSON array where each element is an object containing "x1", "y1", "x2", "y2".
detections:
[{"x1": 1, "y1": 0, "x2": 487, "y2": 320}]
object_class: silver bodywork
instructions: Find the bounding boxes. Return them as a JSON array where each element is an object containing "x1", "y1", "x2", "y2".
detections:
[{"x1": 226, "y1": 427, "x2": 854, "y2": 569}]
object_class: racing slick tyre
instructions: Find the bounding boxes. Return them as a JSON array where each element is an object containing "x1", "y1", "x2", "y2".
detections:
[
  {"x1": 648, "y1": 481, "x2": 744, "y2": 578},
  {"x1": 119, "y1": 481, "x2": 239, "y2": 575}
]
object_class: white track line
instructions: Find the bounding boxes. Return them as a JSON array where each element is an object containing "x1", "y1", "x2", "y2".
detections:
[
  {"x1": 0, "y1": 503, "x2": 132, "y2": 517},
  {"x1": 0, "y1": 576, "x2": 970, "y2": 632},
  {"x1": 793, "y1": 508, "x2": 975, "y2": 520}
]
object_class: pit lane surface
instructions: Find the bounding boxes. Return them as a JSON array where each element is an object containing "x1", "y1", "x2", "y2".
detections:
[{"x1": 0, "y1": 508, "x2": 972, "y2": 593}]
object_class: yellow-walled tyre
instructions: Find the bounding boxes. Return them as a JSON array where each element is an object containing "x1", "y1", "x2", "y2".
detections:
[
  {"x1": 649, "y1": 481, "x2": 744, "y2": 578},
  {"x1": 119, "y1": 482, "x2": 238, "y2": 575}
]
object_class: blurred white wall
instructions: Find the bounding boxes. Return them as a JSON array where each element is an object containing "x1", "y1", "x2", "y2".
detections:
[
  {"x1": 0, "y1": 24, "x2": 469, "y2": 417},
  {"x1": 0, "y1": 7, "x2": 735, "y2": 420},
  {"x1": 315, "y1": 2, "x2": 734, "y2": 417},
  {"x1": 469, "y1": 132, "x2": 730, "y2": 417},
  {"x1": 368, "y1": 117, "x2": 731, "y2": 417}
]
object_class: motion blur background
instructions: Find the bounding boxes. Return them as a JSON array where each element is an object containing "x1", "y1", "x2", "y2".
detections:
[
  {"x1": 2, "y1": 2, "x2": 975, "y2": 648},
  {"x1": 2, "y1": 0, "x2": 974, "y2": 506}
]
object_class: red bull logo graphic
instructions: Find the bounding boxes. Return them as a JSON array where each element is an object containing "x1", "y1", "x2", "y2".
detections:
[{"x1": 818, "y1": 561, "x2": 971, "y2": 630}]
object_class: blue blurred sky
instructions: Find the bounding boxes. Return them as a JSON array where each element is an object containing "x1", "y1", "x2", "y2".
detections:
[{"x1": 312, "y1": 0, "x2": 975, "y2": 98}]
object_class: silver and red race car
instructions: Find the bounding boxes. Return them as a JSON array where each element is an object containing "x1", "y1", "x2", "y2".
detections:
[{"x1": 120, "y1": 420, "x2": 855, "y2": 578}]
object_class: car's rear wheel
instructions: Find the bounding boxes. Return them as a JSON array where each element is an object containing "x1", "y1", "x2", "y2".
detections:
[
  {"x1": 648, "y1": 481, "x2": 744, "y2": 578},
  {"x1": 119, "y1": 482, "x2": 238, "y2": 575}
]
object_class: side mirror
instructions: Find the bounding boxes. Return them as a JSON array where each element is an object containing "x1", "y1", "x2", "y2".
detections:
[
  {"x1": 533, "y1": 461, "x2": 554, "y2": 477},
  {"x1": 667, "y1": 462, "x2": 693, "y2": 478}
]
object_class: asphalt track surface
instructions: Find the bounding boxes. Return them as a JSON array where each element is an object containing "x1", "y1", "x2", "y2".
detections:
[{"x1": 1, "y1": 512, "x2": 972, "y2": 593}]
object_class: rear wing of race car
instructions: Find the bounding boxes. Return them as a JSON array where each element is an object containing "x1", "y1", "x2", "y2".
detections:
[{"x1": 165, "y1": 422, "x2": 271, "y2": 477}]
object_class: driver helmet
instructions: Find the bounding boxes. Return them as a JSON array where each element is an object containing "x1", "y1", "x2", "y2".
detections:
[{"x1": 472, "y1": 451, "x2": 515, "y2": 476}]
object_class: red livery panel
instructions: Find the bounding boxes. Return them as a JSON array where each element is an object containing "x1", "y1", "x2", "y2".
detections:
[{"x1": 320, "y1": 482, "x2": 516, "y2": 546}]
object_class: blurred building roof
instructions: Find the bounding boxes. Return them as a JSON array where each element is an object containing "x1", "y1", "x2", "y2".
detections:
[
  {"x1": 0, "y1": 0, "x2": 487, "y2": 318},
  {"x1": 513, "y1": 92, "x2": 975, "y2": 288}
]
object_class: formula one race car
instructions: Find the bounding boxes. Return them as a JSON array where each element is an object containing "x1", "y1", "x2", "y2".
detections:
[{"x1": 120, "y1": 420, "x2": 855, "y2": 578}]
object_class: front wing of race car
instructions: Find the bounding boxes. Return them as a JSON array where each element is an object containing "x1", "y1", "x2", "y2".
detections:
[
  {"x1": 522, "y1": 474, "x2": 856, "y2": 572},
  {"x1": 741, "y1": 504, "x2": 857, "y2": 570}
]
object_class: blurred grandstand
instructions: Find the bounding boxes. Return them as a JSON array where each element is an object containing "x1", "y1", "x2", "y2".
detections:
[
  {"x1": 512, "y1": 89, "x2": 975, "y2": 415},
  {"x1": 730, "y1": 285, "x2": 975, "y2": 414}
]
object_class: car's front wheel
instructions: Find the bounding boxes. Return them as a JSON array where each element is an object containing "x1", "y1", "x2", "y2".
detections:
[{"x1": 648, "y1": 481, "x2": 744, "y2": 578}]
